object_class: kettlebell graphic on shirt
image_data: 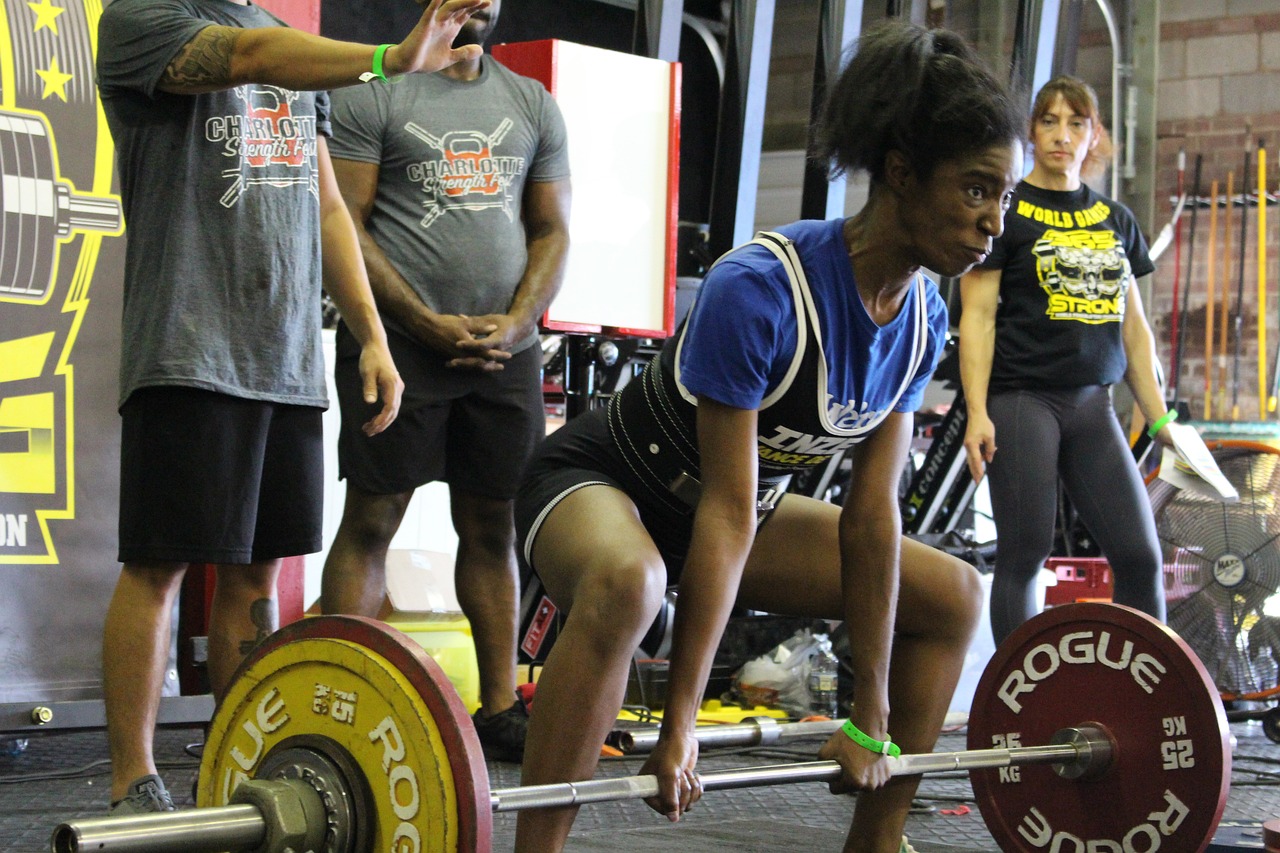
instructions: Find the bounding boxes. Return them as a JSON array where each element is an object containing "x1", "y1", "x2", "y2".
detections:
[{"x1": 404, "y1": 118, "x2": 525, "y2": 228}]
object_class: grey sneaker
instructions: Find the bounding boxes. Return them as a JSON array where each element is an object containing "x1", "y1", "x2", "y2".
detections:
[
  {"x1": 472, "y1": 696, "x2": 529, "y2": 762},
  {"x1": 108, "y1": 774, "x2": 175, "y2": 815}
]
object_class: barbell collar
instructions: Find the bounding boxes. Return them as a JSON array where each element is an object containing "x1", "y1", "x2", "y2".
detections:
[
  {"x1": 618, "y1": 716, "x2": 791, "y2": 753},
  {"x1": 492, "y1": 728, "x2": 1100, "y2": 813},
  {"x1": 50, "y1": 804, "x2": 265, "y2": 853},
  {"x1": 1050, "y1": 724, "x2": 1114, "y2": 780}
]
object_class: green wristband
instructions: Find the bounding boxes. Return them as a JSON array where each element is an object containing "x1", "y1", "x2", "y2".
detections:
[
  {"x1": 841, "y1": 720, "x2": 902, "y2": 757},
  {"x1": 360, "y1": 44, "x2": 393, "y2": 83},
  {"x1": 1147, "y1": 409, "x2": 1178, "y2": 438}
]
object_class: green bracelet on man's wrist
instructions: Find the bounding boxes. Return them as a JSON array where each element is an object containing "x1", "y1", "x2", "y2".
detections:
[
  {"x1": 841, "y1": 720, "x2": 902, "y2": 757},
  {"x1": 360, "y1": 44, "x2": 394, "y2": 83}
]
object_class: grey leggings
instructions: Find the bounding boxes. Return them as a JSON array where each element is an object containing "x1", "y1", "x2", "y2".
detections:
[{"x1": 985, "y1": 385, "x2": 1165, "y2": 644}]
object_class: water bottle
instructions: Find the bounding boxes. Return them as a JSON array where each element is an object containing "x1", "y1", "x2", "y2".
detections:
[{"x1": 807, "y1": 636, "x2": 839, "y2": 718}]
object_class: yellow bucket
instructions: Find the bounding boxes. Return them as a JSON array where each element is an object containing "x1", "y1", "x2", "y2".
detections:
[{"x1": 385, "y1": 614, "x2": 481, "y2": 713}]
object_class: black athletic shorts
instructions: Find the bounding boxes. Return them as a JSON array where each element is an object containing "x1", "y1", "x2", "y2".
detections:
[
  {"x1": 334, "y1": 322, "x2": 545, "y2": 498},
  {"x1": 514, "y1": 408, "x2": 696, "y2": 580},
  {"x1": 118, "y1": 386, "x2": 324, "y2": 565}
]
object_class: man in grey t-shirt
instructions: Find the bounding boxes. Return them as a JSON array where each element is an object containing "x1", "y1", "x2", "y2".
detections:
[
  {"x1": 95, "y1": 0, "x2": 488, "y2": 816},
  {"x1": 321, "y1": 0, "x2": 570, "y2": 761}
]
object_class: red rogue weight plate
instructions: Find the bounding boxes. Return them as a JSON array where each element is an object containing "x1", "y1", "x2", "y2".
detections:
[{"x1": 968, "y1": 602, "x2": 1230, "y2": 853}]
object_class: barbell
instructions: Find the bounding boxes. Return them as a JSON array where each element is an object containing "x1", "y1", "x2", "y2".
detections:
[
  {"x1": 0, "y1": 109, "x2": 123, "y2": 302},
  {"x1": 611, "y1": 711, "x2": 972, "y2": 754},
  {"x1": 51, "y1": 603, "x2": 1232, "y2": 852}
]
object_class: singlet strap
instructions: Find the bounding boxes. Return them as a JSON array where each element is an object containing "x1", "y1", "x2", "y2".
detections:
[
  {"x1": 673, "y1": 230, "x2": 809, "y2": 407},
  {"x1": 751, "y1": 231, "x2": 810, "y2": 409},
  {"x1": 674, "y1": 230, "x2": 931, "y2": 431}
]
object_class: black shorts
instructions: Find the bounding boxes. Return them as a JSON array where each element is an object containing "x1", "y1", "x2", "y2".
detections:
[
  {"x1": 513, "y1": 408, "x2": 695, "y2": 580},
  {"x1": 118, "y1": 386, "x2": 324, "y2": 565},
  {"x1": 334, "y1": 323, "x2": 545, "y2": 497}
]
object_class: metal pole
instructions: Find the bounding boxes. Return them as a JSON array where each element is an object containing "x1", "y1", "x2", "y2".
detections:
[
  {"x1": 618, "y1": 712, "x2": 972, "y2": 754},
  {"x1": 491, "y1": 736, "x2": 1095, "y2": 812},
  {"x1": 1052, "y1": 0, "x2": 1084, "y2": 76},
  {"x1": 620, "y1": 717, "x2": 834, "y2": 753},
  {"x1": 1092, "y1": 0, "x2": 1124, "y2": 197},
  {"x1": 562, "y1": 334, "x2": 599, "y2": 420},
  {"x1": 706, "y1": 0, "x2": 776, "y2": 259},
  {"x1": 51, "y1": 729, "x2": 1107, "y2": 849},
  {"x1": 799, "y1": 0, "x2": 863, "y2": 222},
  {"x1": 51, "y1": 805, "x2": 265, "y2": 853},
  {"x1": 632, "y1": 0, "x2": 684, "y2": 62}
]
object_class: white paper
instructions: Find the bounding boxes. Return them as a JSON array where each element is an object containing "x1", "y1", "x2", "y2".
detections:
[{"x1": 1156, "y1": 422, "x2": 1239, "y2": 502}]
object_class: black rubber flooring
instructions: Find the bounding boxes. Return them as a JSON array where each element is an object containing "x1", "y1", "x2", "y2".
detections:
[{"x1": 4, "y1": 717, "x2": 1280, "y2": 852}]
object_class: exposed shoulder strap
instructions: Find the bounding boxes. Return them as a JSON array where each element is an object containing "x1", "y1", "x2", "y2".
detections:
[
  {"x1": 883, "y1": 274, "x2": 931, "y2": 414},
  {"x1": 673, "y1": 231, "x2": 809, "y2": 407},
  {"x1": 751, "y1": 232, "x2": 810, "y2": 409}
]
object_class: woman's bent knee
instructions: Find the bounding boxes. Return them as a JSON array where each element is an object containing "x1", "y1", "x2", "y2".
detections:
[
  {"x1": 947, "y1": 558, "x2": 985, "y2": 634},
  {"x1": 904, "y1": 552, "x2": 984, "y2": 642},
  {"x1": 567, "y1": 559, "x2": 667, "y2": 643}
]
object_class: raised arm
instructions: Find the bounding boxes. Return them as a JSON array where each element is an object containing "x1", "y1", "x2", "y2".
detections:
[
  {"x1": 958, "y1": 267, "x2": 1002, "y2": 482},
  {"x1": 316, "y1": 138, "x2": 402, "y2": 436},
  {"x1": 1120, "y1": 276, "x2": 1173, "y2": 442},
  {"x1": 640, "y1": 397, "x2": 760, "y2": 820},
  {"x1": 157, "y1": 0, "x2": 489, "y2": 95}
]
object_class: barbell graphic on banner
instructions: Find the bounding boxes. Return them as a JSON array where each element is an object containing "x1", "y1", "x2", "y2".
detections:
[
  {"x1": 50, "y1": 603, "x2": 1232, "y2": 853},
  {"x1": 0, "y1": 109, "x2": 123, "y2": 301},
  {"x1": 1, "y1": 0, "x2": 126, "y2": 569}
]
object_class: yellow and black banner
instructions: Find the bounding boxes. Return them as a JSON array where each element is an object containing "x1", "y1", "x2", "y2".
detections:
[{"x1": 1, "y1": 0, "x2": 126, "y2": 700}]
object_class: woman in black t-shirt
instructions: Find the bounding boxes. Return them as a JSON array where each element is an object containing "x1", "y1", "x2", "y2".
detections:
[{"x1": 958, "y1": 76, "x2": 1172, "y2": 644}]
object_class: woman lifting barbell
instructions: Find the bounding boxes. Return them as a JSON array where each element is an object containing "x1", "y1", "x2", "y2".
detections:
[{"x1": 510, "y1": 19, "x2": 1025, "y2": 853}]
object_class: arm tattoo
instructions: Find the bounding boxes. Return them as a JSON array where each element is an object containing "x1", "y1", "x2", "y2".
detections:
[{"x1": 163, "y1": 26, "x2": 238, "y2": 89}]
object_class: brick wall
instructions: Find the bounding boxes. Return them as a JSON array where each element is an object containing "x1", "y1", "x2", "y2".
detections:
[
  {"x1": 1130, "y1": 2, "x2": 1280, "y2": 420},
  {"x1": 762, "y1": 3, "x2": 1280, "y2": 420},
  {"x1": 1050, "y1": 2, "x2": 1280, "y2": 419}
]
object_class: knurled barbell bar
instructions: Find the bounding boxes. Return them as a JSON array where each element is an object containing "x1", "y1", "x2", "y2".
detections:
[
  {"x1": 612, "y1": 711, "x2": 971, "y2": 755},
  {"x1": 51, "y1": 726, "x2": 1107, "y2": 853},
  {"x1": 50, "y1": 603, "x2": 1233, "y2": 853}
]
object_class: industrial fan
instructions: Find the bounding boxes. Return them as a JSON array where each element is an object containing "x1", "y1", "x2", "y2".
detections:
[{"x1": 1150, "y1": 440, "x2": 1280, "y2": 704}]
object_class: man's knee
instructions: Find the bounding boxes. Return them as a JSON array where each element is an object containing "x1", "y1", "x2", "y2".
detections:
[
  {"x1": 953, "y1": 559, "x2": 986, "y2": 630},
  {"x1": 119, "y1": 561, "x2": 187, "y2": 601},
  {"x1": 339, "y1": 488, "x2": 413, "y2": 548},
  {"x1": 927, "y1": 555, "x2": 985, "y2": 641},
  {"x1": 214, "y1": 560, "x2": 280, "y2": 599},
  {"x1": 453, "y1": 494, "x2": 517, "y2": 558}
]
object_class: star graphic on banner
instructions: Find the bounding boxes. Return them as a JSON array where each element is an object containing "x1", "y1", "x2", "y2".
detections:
[
  {"x1": 27, "y1": 0, "x2": 66, "y2": 34},
  {"x1": 37, "y1": 56, "x2": 74, "y2": 101}
]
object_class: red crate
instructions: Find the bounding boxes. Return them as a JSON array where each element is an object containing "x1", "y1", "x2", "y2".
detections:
[{"x1": 1043, "y1": 557, "x2": 1113, "y2": 606}]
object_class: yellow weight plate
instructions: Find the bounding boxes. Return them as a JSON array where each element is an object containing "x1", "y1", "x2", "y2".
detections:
[{"x1": 199, "y1": 616, "x2": 492, "y2": 852}]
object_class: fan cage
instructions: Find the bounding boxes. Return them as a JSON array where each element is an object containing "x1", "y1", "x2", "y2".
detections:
[{"x1": 1150, "y1": 440, "x2": 1280, "y2": 700}]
